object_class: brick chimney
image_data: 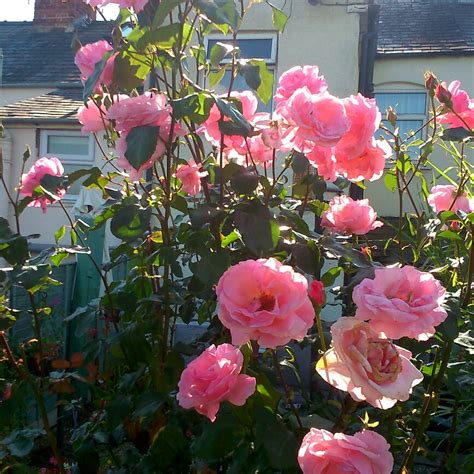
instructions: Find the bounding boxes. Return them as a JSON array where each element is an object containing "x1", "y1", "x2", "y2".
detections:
[{"x1": 33, "y1": 0, "x2": 95, "y2": 30}]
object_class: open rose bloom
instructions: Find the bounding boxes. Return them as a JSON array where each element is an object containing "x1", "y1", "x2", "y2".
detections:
[
  {"x1": 298, "y1": 428, "x2": 394, "y2": 474},
  {"x1": 216, "y1": 258, "x2": 315, "y2": 348},
  {"x1": 353, "y1": 266, "x2": 447, "y2": 341},
  {"x1": 321, "y1": 195, "x2": 383, "y2": 235},
  {"x1": 19, "y1": 157, "x2": 66, "y2": 213},
  {"x1": 316, "y1": 318, "x2": 423, "y2": 409},
  {"x1": 438, "y1": 79, "x2": 474, "y2": 130},
  {"x1": 74, "y1": 40, "x2": 115, "y2": 86},
  {"x1": 176, "y1": 344, "x2": 256, "y2": 422},
  {"x1": 175, "y1": 163, "x2": 208, "y2": 195},
  {"x1": 427, "y1": 184, "x2": 474, "y2": 214}
]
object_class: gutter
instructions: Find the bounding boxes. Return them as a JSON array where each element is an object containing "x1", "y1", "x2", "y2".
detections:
[{"x1": 349, "y1": 0, "x2": 380, "y2": 201}]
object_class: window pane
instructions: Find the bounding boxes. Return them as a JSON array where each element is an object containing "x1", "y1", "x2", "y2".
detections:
[
  {"x1": 62, "y1": 163, "x2": 89, "y2": 196},
  {"x1": 207, "y1": 38, "x2": 273, "y2": 60},
  {"x1": 215, "y1": 70, "x2": 273, "y2": 113},
  {"x1": 47, "y1": 135, "x2": 89, "y2": 156},
  {"x1": 375, "y1": 93, "x2": 426, "y2": 115}
]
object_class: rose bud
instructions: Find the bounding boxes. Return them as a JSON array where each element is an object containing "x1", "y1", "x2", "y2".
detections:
[{"x1": 309, "y1": 280, "x2": 326, "y2": 306}]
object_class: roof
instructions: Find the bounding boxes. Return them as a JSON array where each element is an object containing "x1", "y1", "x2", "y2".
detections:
[
  {"x1": 0, "y1": 89, "x2": 82, "y2": 124},
  {"x1": 377, "y1": 1, "x2": 474, "y2": 56},
  {"x1": 0, "y1": 21, "x2": 113, "y2": 86}
]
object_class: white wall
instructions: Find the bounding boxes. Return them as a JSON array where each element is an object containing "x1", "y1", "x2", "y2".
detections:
[{"x1": 0, "y1": 87, "x2": 55, "y2": 106}]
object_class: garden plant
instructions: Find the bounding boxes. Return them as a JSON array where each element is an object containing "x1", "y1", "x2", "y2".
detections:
[{"x1": 0, "y1": 0, "x2": 473, "y2": 472}]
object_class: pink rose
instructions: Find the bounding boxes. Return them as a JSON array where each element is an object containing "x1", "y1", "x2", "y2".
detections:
[
  {"x1": 216, "y1": 258, "x2": 315, "y2": 348},
  {"x1": 78, "y1": 99, "x2": 108, "y2": 133},
  {"x1": 74, "y1": 40, "x2": 115, "y2": 86},
  {"x1": 261, "y1": 122, "x2": 283, "y2": 149},
  {"x1": 438, "y1": 80, "x2": 474, "y2": 130},
  {"x1": 336, "y1": 138, "x2": 391, "y2": 182},
  {"x1": 199, "y1": 91, "x2": 258, "y2": 150},
  {"x1": 447, "y1": 80, "x2": 470, "y2": 113},
  {"x1": 298, "y1": 428, "x2": 394, "y2": 474},
  {"x1": 321, "y1": 195, "x2": 383, "y2": 235},
  {"x1": 316, "y1": 317, "x2": 423, "y2": 409},
  {"x1": 175, "y1": 162, "x2": 208, "y2": 195},
  {"x1": 177, "y1": 344, "x2": 256, "y2": 422},
  {"x1": 107, "y1": 92, "x2": 172, "y2": 133},
  {"x1": 83, "y1": 0, "x2": 107, "y2": 6},
  {"x1": 116, "y1": 131, "x2": 166, "y2": 182},
  {"x1": 306, "y1": 146, "x2": 338, "y2": 182},
  {"x1": 285, "y1": 89, "x2": 350, "y2": 149},
  {"x1": 275, "y1": 65, "x2": 328, "y2": 114},
  {"x1": 353, "y1": 266, "x2": 448, "y2": 341},
  {"x1": 428, "y1": 184, "x2": 474, "y2": 214},
  {"x1": 309, "y1": 280, "x2": 325, "y2": 306},
  {"x1": 20, "y1": 157, "x2": 66, "y2": 213},
  {"x1": 336, "y1": 94, "x2": 381, "y2": 159}
]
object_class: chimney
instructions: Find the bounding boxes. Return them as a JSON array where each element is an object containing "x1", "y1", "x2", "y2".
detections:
[{"x1": 33, "y1": 0, "x2": 95, "y2": 30}]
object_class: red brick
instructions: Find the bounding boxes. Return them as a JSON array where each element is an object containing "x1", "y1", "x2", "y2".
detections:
[{"x1": 33, "y1": 0, "x2": 95, "y2": 28}]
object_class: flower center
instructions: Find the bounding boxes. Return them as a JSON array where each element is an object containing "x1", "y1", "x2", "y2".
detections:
[
  {"x1": 257, "y1": 293, "x2": 276, "y2": 312},
  {"x1": 366, "y1": 340, "x2": 402, "y2": 384}
]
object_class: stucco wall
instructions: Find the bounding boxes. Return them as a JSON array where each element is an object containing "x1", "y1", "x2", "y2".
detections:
[
  {"x1": 368, "y1": 55, "x2": 474, "y2": 216},
  {"x1": 0, "y1": 87, "x2": 55, "y2": 106}
]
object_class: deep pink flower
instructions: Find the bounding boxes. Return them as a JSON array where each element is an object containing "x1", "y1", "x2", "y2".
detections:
[
  {"x1": 353, "y1": 266, "x2": 447, "y2": 341},
  {"x1": 78, "y1": 100, "x2": 108, "y2": 133},
  {"x1": 107, "y1": 92, "x2": 172, "y2": 133},
  {"x1": 275, "y1": 65, "x2": 328, "y2": 115},
  {"x1": 316, "y1": 317, "x2": 423, "y2": 409},
  {"x1": 428, "y1": 184, "x2": 474, "y2": 214},
  {"x1": 435, "y1": 82, "x2": 452, "y2": 106},
  {"x1": 20, "y1": 157, "x2": 66, "y2": 213},
  {"x1": 74, "y1": 40, "x2": 115, "y2": 86},
  {"x1": 321, "y1": 195, "x2": 383, "y2": 235},
  {"x1": 216, "y1": 258, "x2": 315, "y2": 348},
  {"x1": 336, "y1": 138, "x2": 391, "y2": 182},
  {"x1": 298, "y1": 428, "x2": 394, "y2": 474},
  {"x1": 309, "y1": 280, "x2": 325, "y2": 306},
  {"x1": 306, "y1": 146, "x2": 338, "y2": 181},
  {"x1": 285, "y1": 89, "x2": 350, "y2": 149},
  {"x1": 176, "y1": 162, "x2": 208, "y2": 195},
  {"x1": 447, "y1": 80, "x2": 470, "y2": 113},
  {"x1": 177, "y1": 344, "x2": 256, "y2": 422},
  {"x1": 336, "y1": 94, "x2": 381, "y2": 159}
]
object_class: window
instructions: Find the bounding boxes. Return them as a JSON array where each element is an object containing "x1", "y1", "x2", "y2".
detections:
[
  {"x1": 375, "y1": 92, "x2": 427, "y2": 140},
  {"x1": 205, "y1": 34, "x2": 278, "y2": 112},
  {"x1": 39, "y1": 130, "x2": 95, "y2": 198}
]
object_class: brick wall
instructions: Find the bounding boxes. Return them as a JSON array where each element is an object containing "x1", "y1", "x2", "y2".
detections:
[{"x1": 33, "y1": 0, "x2": 95, "y2": 29}]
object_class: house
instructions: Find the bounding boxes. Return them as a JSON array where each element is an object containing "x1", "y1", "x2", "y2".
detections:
[
  {"x1": 367, "y1": 0, "x2": 474, "y2": 216},
  {"x1": 0, "y1": 0, "x2": 374, "y2": 245}
]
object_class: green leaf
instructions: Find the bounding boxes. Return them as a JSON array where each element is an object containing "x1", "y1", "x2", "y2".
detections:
[
  {"x1": 83, "y1": 51, "x2": 112, "y2": 101},
  {"x1": 113, "y1": 51, "x2": 150, "y2": 90},
  {"x1": 190, "y1": 250, "x2": 230, "y2": 286},
  {"x1": 269, "y1": 3, "x2": 288, "y2": 32},
  {"x1": 172, "y1": 93, "x2": 213, "y2": 123},
  {"x1": 125, "y1": 125, "x2": 160, "y2": 171},
  {"x1": 321, "y1": 266, "x2": 342, "y2": 286},
  {"x1": 216, "y1": 97, "x2": 253, "y2": 137},
  {"x1": 230, "y1": 167, "x2": 259, "y2": 195},
  {"x1": 234, "y1": 200, "x2": 280, "y2": 256},
  {"x1": 210, "y1": 41, "x2": 234, "y2": 67},
  {"x1": 192, "y1": 414, "x2": 245, "y2": 461},
  {"x1": 209, "y1": 67, "x2": 226, "y2": 87},
  {"x1": 0, "y1": 218, "x2": 29, "y2": 265},
  {"x1": 291, "y1": 152, "x2": 309, "y2": 174},
  {"x1": 441, "y1": 126, "x2": 474, "y2": 142},
  {"x1": 110, "y1": 205, "x2": 152, "y2": 241},
  {"x1": 240, "y1": 59, "x2": 274, "y2": 105},
  {"x1": 437, "y1": 229, "x2": 463, "y2": 241},
  {"x1": 138, "y1": 22, "x2": 193, "y2": 50},
  {"x1": 153, "y1": 0, "x2": 186, "y2": 27},
  {"x1": 254, "y1": 373, "x2": 280, "y2": 411},
  {"x1": 384, "y1": 170, "x2": 397, "y2": 192},
  {"x1": 196, "y1": 0, "x2": 241, "y2": 31},
  {"x1": 54, "y1": 225, "x2": 67, "y2": 244}
]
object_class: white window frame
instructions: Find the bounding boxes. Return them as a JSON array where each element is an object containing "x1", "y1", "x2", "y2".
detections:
[
  {"x1": 204, "y1": 32, "x2": 278, "y2": 65},
  {"x1": 39, "y1": 130, "x2": 95, "y2": 200}
]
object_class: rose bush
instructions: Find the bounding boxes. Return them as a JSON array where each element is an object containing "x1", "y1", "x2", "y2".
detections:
[{"x1": 0, "y1": 1, "x2": 472, "y2": 473}]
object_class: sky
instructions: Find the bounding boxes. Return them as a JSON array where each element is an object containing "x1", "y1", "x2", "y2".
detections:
[{"x1": 0, "y1": 0, "x2": 119, "y2": 21}]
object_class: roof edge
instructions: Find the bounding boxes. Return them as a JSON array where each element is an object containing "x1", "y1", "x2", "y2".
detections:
[{"x1": 377, "y1": 50, "x2": 474, "y2": 58}]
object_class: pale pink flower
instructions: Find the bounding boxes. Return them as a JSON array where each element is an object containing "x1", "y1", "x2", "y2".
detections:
[
  {"x1": 306, "y1": 146, "x2": 338, "y2": 181},
  {"x1": 336, "y1": 94, "x2": 381, "y2": 159},
  {"x1": 74, "y1": 40, "x2": 115, "y2": 86},
  {"x1": 298, "y1": 428, "x2": 394, "y2": 474},
  {"x1": 285, "y1": 89, "x2": 350, "y2": 150},
  {"x1": 20, "y1": 157, "x2": 66, "y2": 213},
  {"x1": 321, "y1": 195, "x2": 383, "y2": 235},
  {"x1": 336, "y1": 138, "x2": 391, "y2": 182},
  {"x1": 261, "y1": 122, "x2": 283, "y2": 149},
  {"x1": 428, "y1": 184, "x2": 474, "y2": 214},
  {"x1": 216, "y1": 258, "x2": 315, "y2": 348},
  {"x1": 107, "y1": 92, "x2": 172, "y2": 133},
  {"x1": 447, "y1": 80, "x2": 470, "y2": 112},
  {"x1": 176, "y1": 162, "x2": 208, "y2": 195},
  {"x1": 177, "y1": 344, "x2": 256, "y2": 422},
  {"x1": 353, "y1": 266, "x2": 447, "y2": 341},
  {"x1": 316, "y1": 317, "x2": 423, "y2": 409},
  {"x1": 438, "y1": 80, "x2": 474, "y2": 130},
  {"x1": 275, "y1": 65, "x2": 328, "y2": 114},
  {"x1": 78, "y1": 100, "x2": 108, "y2": 133}
]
